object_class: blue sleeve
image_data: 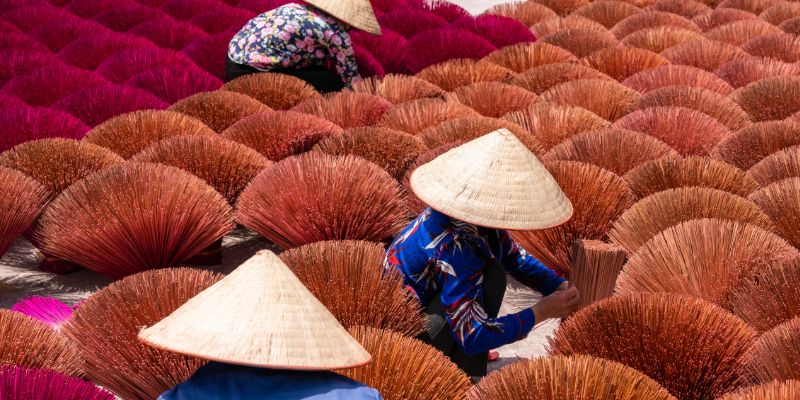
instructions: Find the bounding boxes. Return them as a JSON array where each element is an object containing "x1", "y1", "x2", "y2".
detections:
[
  {"x1": 498, "y1": 231, "x2": 565, "y2": 296},
  {"x1": 439, "y1": 244, "x2": 536, "y2": 356}
]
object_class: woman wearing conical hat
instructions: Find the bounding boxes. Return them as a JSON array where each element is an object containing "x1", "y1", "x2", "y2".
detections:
[
  {"x1": 385, "y1": 128, "x2": 581, "y2": 379},
  {"x1": 139, "y1": 251, "x2": 382, "y2": 399},
  {"x1": 225, "y1": 0, "x2": 381, "y2": 92}
]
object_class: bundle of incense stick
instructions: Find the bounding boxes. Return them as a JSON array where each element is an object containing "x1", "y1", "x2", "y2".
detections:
[{"x1": 570, "y1": 239, "x2": 626, "y2": 309}]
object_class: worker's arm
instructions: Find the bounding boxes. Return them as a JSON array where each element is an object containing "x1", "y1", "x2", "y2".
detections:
[
  {"x1": 497, "y1": 230, "x2": 565, "y2": 296},
  {"x1": 438, "y1": 246, "x2": 536, "y2": 355}
]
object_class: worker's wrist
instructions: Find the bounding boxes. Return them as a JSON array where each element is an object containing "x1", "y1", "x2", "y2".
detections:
[{"x1": 531, "y1": 303, "x2": 548, "y2": 323}]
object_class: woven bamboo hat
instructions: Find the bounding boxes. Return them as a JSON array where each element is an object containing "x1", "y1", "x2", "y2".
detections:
[
  {"x1": 138, "y1": 250, "x2": 371, "y2": 370},
  {"x1": 410, "y1": 128, "x2": 573, "y2": 230},
  {"x1": 305, "y1": 0, "x2": 382, "y2": 35}
]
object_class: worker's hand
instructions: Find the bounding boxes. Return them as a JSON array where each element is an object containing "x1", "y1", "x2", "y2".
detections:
[
  {"x1": 555, "y1": 281, "x2": 570, "y2": 292},
  {"x1": 531, "y1": 286, "x2": 580, "y2": 323}
]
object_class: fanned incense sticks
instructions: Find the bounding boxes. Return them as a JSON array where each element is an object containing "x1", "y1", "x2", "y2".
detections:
[
  {"x1": 712, "y1": 120, "x2": 800, "y2": 170},
  {"x1": 613, "y1": 106, "x2": 731, "y2": 156},
  {"x1": 36, "y1": 163, "x2": 234, "y2": 278},
  {"x1": 28, "y1": 17, "x2": 109, "y2": 52},
  {"x1": 611, "y1": 11, "x2": 700, "y2": 39},
  {"x1": 539, "y1": 28, "x2": 620, "y2": 58},
  {"x1": 467, "y1": 355, "x2": 675, "y2": 400},
  {"x1": 125, "y1": 65, "x2": 222, "y2": 103},
  {"x1": 420, "y1": 115, "x2": 543, "y2": 155},
  {"x1": 127, "y1": 18, "x2": 205, "y2": 50},
  {"x1": 376, "y1": 11, "x2": 446, "y2": 38},
  {"x1": 221, "y1": 72, "x2": 320, "y2": 110},
  {"x1": 718, "y1": 0, "x2": 780, "y2": 15},
  {"x1": 236, "y1": 153, "x2": 408, "y2": 249},
  {"x1": 52, "y1": 84, "x2": 168, "y2": 127},
  {"x1": 504, "y1": 102, "x2": 610, "y2": 151},
  {"x1": 0, "y1": 310, "x2": 82, "y2": 377},
  {"x1": 403, "y1": 28, "x2": 496, "y2": 73},
  {"x1": 646, "y1": 0, "x2": 710, "y2": 18},
  {"x1": 692, "y1": 8, "x2": 758, "y2": 31},
  {"x1": 0, "y1": 139, "x2": 123, "y2": 196},
  {"x1": 748, "y1": 145, "x2": 800, "y2": 186},
  {"x1": 84, "y1": 110, "x2": 215, "y2": 158},
  {"x1": 314, "y1": 126, "x2": 426, "y2": 180},
  {"x1": 549, "y1": 293, "x2": 757, "y2": 399},
  {"x1": 416, "y1": 59, "x2": 514, "y2": 92},
  {"x1": 56, "y1": 33, "x2": 153, "y2": 71},
  {"x1": 0, "y1": 167, "x2": 48, "y2": 257},
  {"x1": 749, "y1": 177, "x2": 800, "y2": 248},
  {"x1": 780, "y1": 16, "x2": 800, "y2": 35},
  {"x1": 447, "y1": 82, "x2": 538, "y2": 118},
  {"x1": 93, "y1": 48, "x2": 195, "y2": 84},
  {"x1": 339, "y1": 326, "x2": 471, "y2": 400},
  {"x1": 621, "y1": 26, "x2": 704, "y2": 53},
  {"x1": 661, "y1": 39, "x2": 750, "y2": 72},
  {"x1": 629, "y1": 86, "x2": 750, "y2": 130},
  {"x1": 731, "y1": 76, "x2": 800, "y2": 121},
  {"x1": 280, "y1": 240, "x2": 426, "y2": 336},
  {"x1": 482, "y1": 42, "x2": 577, "y2": 73},
  {"x1": 718, "y1": 380, "x2": 800, "y2": 400},
  {"x1": 573, "y1": 1, "x2": 642, "y2": 29},
  {"x1": 349, "y1": 74, "x2": 445, "y2": 105},
  {"x1": 1, "y1": 64, "x2": 109, "y2": 107},
  {"x1": 293, "y1": 92, "x2": 393, "y2": 129},
  {"x1": 543, "y1": 128, "x2": 678, "y2": 176},
  {"x1": 741, "y1": 32, "x2": 800, "y2": 63},
  {"x1": 623, "y1": 64, "x2": 734, "y2": 95},
  {"x1": 609, "y1": 187, "x2": 775, "y2": 254},
  {"x1": 512, "y1": 161, "x2": 635, "y2": 276},
  {"x1": 11, "y1": 296, "x2": 73, "y2": 329},
  {"x1": 531, "y1": 15, "x2": 610, "y2": 38},
  {"x1": 715, "y1": 57, "x2": 800, "y2": 89},
  {"x1": 624, "y1": 156, "x2": 760, "y2": 199},
  {"x1": 540, "y1": 79, "x2": 639, "y2": 121},
  {"x1": 63, "y1": 268, "x2": 221, "y2": 400},
  {"x1": 730, "y1": 258, "x2": 800, "y2": 332},
  {"x1": 616, "y1": 218, "x2": 798, "y2": 308},
  {"x1": 451, "y1": 15, "x2": 536, "y2": 49},
  {"x1": 581, "y1": 47, "x2": 669, "y2": 81},
  {"x1": 130, "y1": 135, "x2": 270, "y2": 203},
  {"x1": 704, "y1": 19, "x2": 780, "y2": 46},
  {"x1": 760, "y1": 2, "x2": 800, "y2": 25},
  {"x1": 485, "y1": 1, "x2": 558, "y2": 26},
  {"x1": 532, "y1": 0, "x2": 591, "y2": 16},
  {"x1": 379, "y1": 97, "x2": 477, "y2": 135},
  {"x1": 510, "y1": 62, "x2": 614, "y2": 95},
  {"x1": 739, "y1": 317, "x2": 800, "y2": 384},
  {"x1": 0, "y1": 366, "x2": 114, "y2": 400},
  {"x1": 222, "y1": 111, "x2": 343, "y2": 161},
  {"x1": 169, "y1": 90, "x2": 270, "y2": 132}
]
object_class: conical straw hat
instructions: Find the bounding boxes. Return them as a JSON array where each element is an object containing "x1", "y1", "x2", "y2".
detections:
[
  {"x1": 306, "y1": 0, "x2": 382, "y2": 35},
  {"x1": 138, "y1": 251, "x2": 371, "y2": 370},
  {"x1": 410, "y1": 128, "x2": 573, "y2": 230}
]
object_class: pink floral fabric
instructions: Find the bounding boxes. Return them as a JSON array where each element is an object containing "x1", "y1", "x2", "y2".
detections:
[{"x1": 227, "y1": 3, "x2": 360, "y2": 85}]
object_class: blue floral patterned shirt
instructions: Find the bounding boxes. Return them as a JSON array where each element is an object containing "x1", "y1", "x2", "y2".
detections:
[
  {"x1": 227, "y1": 3, "x2": 360, "y2": 85},
  {"x1": 385, "y1": 208, "x2": 565, "y2": 355}
]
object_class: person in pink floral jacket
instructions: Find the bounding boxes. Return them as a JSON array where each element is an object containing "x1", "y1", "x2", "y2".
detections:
[{"x1": 226, "y1": 0, "x2": 381, "y2": 92}]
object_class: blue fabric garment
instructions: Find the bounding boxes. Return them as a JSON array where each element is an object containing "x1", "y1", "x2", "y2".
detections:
[
  {"x1": 157, "y1": 362, "x2": 383, "y2": 400},
  {"x1": 385, "y1": 208, "x2": 565, "y2": 355}
]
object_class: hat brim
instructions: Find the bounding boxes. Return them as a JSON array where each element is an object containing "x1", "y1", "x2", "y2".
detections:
[
  {"x1": 138, "y1": 332, "x2": 373, "y2": 371},
  {"x1": 305, "y1": 0, "x2": 382, "y2": 35}
]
